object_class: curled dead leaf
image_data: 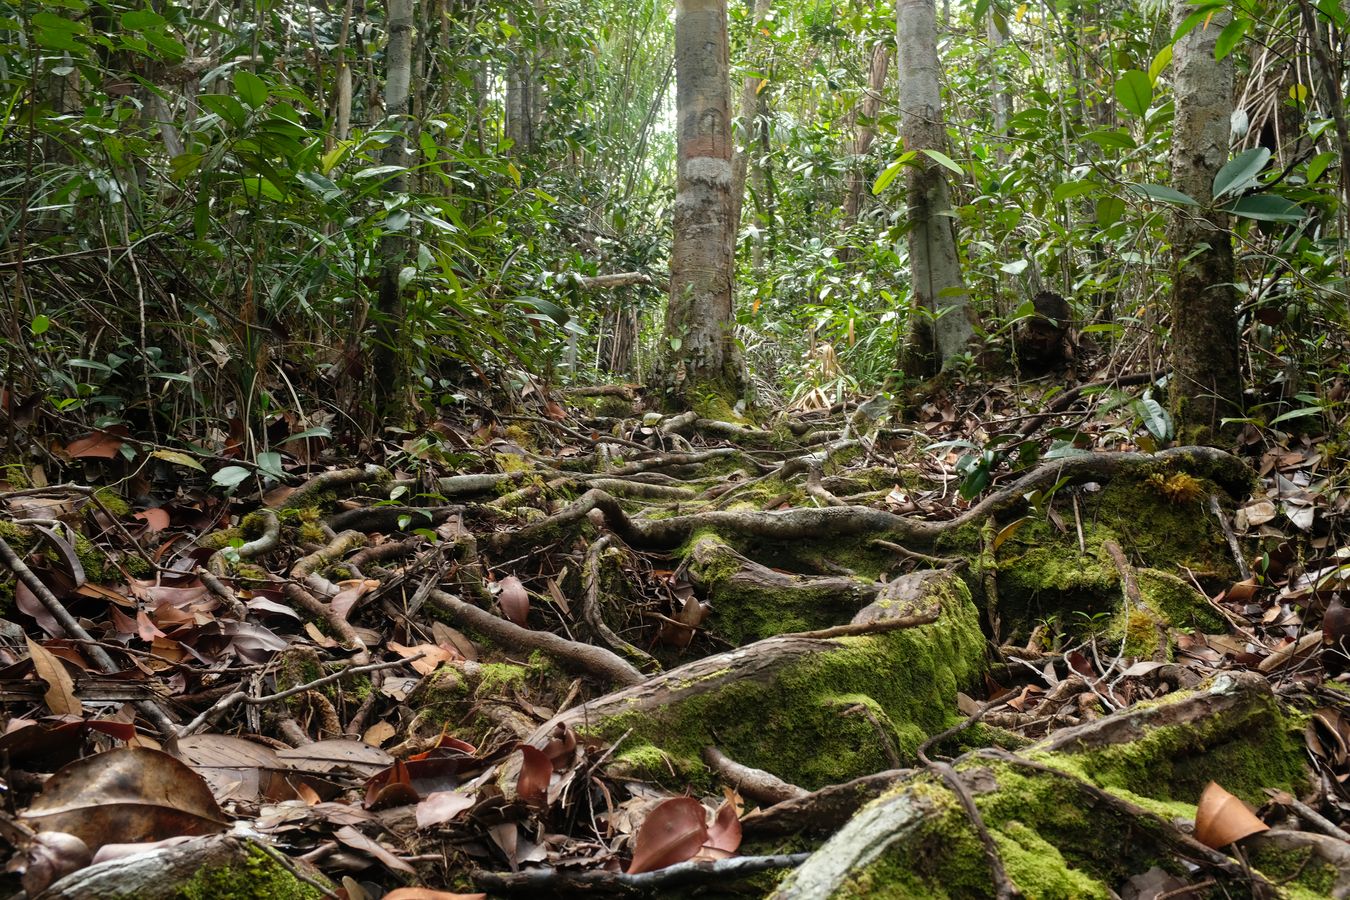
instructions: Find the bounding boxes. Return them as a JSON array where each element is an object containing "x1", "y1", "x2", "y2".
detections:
[
  {"x1": 16, "y1": 831, "x2": 91, "y2": 896},
  {"x1": 1194, "y1": 781, "x2": 1268, "y2": 849}
]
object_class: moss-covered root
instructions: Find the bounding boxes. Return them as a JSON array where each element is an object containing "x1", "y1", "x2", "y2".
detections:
[
  {"x1": 682, "y1": 532, "x2": 881, "y2": 644},
  {"x1": 773, "y1": 672, "x2": 1309, "y2": 900},
  {"x1": 527, "y1": 569, "x2": 985, "y2": 790},
  {"x1": 32, "y1": 834, "x2": 331, "y2": 899}
]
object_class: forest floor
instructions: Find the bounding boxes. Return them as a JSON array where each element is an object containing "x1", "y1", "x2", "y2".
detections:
[{"x1": 1, "y1": 370, "x2": 1349, "y2": 900}]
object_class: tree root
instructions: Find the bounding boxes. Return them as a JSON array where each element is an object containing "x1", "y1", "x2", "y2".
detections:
[
  {"x1": 492, "y1": 447, "x2": 1248, "y2": 553},
  {"x1": 702, "y1": 746, "x2": 808, "y2": 805},
  {"x1": 473, "y1": 853, "x2": 810, "y2": 898}
]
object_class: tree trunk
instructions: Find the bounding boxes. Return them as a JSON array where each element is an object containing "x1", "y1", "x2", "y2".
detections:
[
  {"x1": 1168, "y1": 2, "x2": 1239, "y2": 440},
  {"x1": 373, "y1": 0, "x2": 414, "y2": 417},
  {"x1": 659, "y1": 0, "x2": 746, "y2": 407},
  {"x1": 731, "y1": 0, "x2": 772, "y2": 277},
  {"x1": 841, "y1": 42, "x2": 889, "y2": 230},
  {"x1": 897, "y1": 0, "x2": 975, "y2": 375}
]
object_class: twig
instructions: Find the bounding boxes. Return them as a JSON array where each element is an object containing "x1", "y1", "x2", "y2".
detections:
[
  {"x1": 0, "y1": 535, "x2": 179, "y2": 740},
  {"x1": 1209, "y1": 494, "x2": 1251, "y2": 581},
  {"x1": 782, "y1": 609, "x2": 939, "y2": 640},
  {"x1": 176, "y1": 653, "x2": 421, "y2": 738}
]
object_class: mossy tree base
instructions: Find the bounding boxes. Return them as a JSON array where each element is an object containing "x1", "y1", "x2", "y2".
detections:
[{"x1": 773, "y1": 672, "x2": 1312, "y2": 900}]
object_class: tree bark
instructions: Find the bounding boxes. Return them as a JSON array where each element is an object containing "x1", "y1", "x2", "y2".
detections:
[
  {"x1": 842, "y1": 42, "x2": 890, "y2": 229},
  {"x1": 1168, "y1": 1, "x2": 1239, "y2": 439},
  {"x1": 731, "y1": 0, "x2": 772, "y2": 276},
  {"x1": 373, "y1": 0, "x2": 415, "y2": 417},
  {"x1": 659, "y1": 0, "x2": 746, "y2": 407},
  {"x1": 897, "y1": 0, "x2": 975, "y2": 374}
]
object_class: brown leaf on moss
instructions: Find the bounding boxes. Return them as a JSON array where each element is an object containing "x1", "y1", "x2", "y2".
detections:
[{"x1": 1194, "y1": 781, "x2": 1268, "y2": 848}]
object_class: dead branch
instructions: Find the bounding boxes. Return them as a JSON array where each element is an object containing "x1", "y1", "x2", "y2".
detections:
[{"x1": 702, "y1": 746, "x2": 808, "y2": 805}]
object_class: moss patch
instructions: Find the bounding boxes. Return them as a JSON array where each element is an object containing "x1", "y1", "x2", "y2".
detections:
[
  {"x1": 177, "y1": 843, "x2": 327, "y2": 900},
  {"x1": 587, "y1": 575, "x2": 985, "y2": 789}
]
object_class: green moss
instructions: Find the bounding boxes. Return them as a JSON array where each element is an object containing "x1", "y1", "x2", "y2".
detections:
[
  {"x1": 1026, "y1": 676, "x2": 1307, "y2": 807},
  {"x1": 412, "y1": 668, "x2": 470, "y2": 726},
  {"x1": 610, "y1": 742, "x2": 680, "y2": 780},
  {"x1": 1247, "y1": 843, "x2": 1340, "y2": 900},
  {"x1": 93, "y1": 488, "x2": 130, "y2": 516},
  {"x1": 586, "y1": 575, "x2": 985, "y2": 789},
  {"x1": 475, "y1": 662, "x2": 527, "y2": 697},
  {"x1": 177, "y1": 843, "x2": 327, "y2": 900},
  {"x1": 994, "y1": 820, "x2": 1112, "y2": 899},
  {"x1": 494, "y1": 452, "x2": 533, "y2": 475},
  {"x1": 1137, "y1": 569, "x2": 1226, "y2": 633}
]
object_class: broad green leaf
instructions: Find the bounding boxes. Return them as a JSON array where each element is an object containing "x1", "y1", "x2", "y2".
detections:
[
  {"x1": 212, "y1": 465, "x2": 253, "y2": 489},
  {"x1": 1224, "y1": 194, "x2": 1307, "y2": 223},
  {"x1": 30, "y1": 314, "x2": 50, "y2": 336},
  {"x1": 1096, "y1": 196, "x2": 1126, "y2": 227},
  {"x1": 1128, "y1": 183, "x2": 1199, "y2": 206},
  {"x1": 1172, "y1": 4, "x2": 1227, "y2": 42},
  {"x1": 1114, "y1": 70, "x2": 1152, "y2": 118},
  {"x1": 1084, "y1": 130, "x2": 1136, "y2": 151},
  {"x1": 1215, "y1": 17, "x2": 1249, "y2": 60},
  {"x1": 233, "y1": 70, "x2": 268, "y2": 109},
  {"x1": 198, "y1": 94, "x2": 246, "y2": 128},
  {"x1": 1134, "y1": 396, "x2": 1173, "y2": 441},
  {"x1": 152, "y1": 449, "x2": 205, "y2": 472},
  {"x1": 921, "y1": 148, "x2": 963, "y2": 177},
  {"x1": 518, "y1": 296, "x2": 570, "y2": 325},
  {"x1": 871, "y1": 151, "x2": 915, "y2": 194},
  {"x1": 353, "y1": 165, "x2": 406, "y2": 180},
  {"x1": 1148, "y1": 45, "x2": 1172, "y2": 82},
  {"x1": 120, "y1": 9, "x2": 165, "y2": 28},
  {"x1": 999, "y1": 259, "x2": 1029, "y2": 275},
  {"x1": 1212, "y1": 147, "x2": 1269, "y2": 199},
  {"x1": 1052, "y1": 180, "x2": 1095, "y2": 204},
  {"x1": 1306, "y1": 151, "x2": 1336, "y2": 184},
  {"x1": 256, "y1": 451, "x2": 285, "y2": 479}
]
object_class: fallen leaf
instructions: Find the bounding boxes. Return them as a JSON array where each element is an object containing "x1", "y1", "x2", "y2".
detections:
[
  {"x1": 384, "y1": 890, "x2": 487, "y2": 900},
  {"x1": 415, "y1": 790, "x2": 476, "y2": 829},
  {"x1": 515, "y1": 745, "x2": 551, "y2": 807},
  {"x1": 1194, "y1": 781, "x2": 1268, "y2": 849},
  {"x1": 65, "y1": 428, "x2": 125, "y2": 459},
  {"x1": 705, "y1": 796, "x2": 742, "y2": 854},
  {"x1": 20, "y1": 747, "x2": 228, "y2": 852},
  {"x1": 363, "y1": 721, "x2": 397, "y2": 747},
  {"x1": 497, "y1": 575, "x2": 530, "y2": 627},
  {"x1": 627, "y1": 796, "x2": 708, "y2": 874},
  {"x1": 26, "y1": 637, "x2": 80, "y2": 717},
  {"x1": 133, "y1": 508, "x2": 172, "y2": 532},
  {"x1": 17, "y1": 831, "x2": 91, "y2": 895},
  {"x1": 334, "y1": 825, "x2": 416, "y2": 875},
  {"x1": 174, "y1": 734, "x2": 296, "y2": 803}
]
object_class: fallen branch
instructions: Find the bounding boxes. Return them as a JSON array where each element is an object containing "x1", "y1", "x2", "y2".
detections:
[
  {"x1": 0, "y1": 536, "x2": 179, "y2": 740},
  {"x1": 473, "y1": 853, "x2": 810, "y2": 897},
  {"x1": 702, "y1": 746, "x2": 808, "y2": 805}
]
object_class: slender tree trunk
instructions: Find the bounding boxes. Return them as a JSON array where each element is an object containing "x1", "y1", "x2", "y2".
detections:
[
  {"x1": 1168, "y1": 1, "x2": 1239, "y2": 439},
  {"x1": 373, "y1": 0, "x2": 414, "y2": 417},
  {"x1": 986, "y1": 13, "x2": 1009, "y2": 165},
  {"x1": 897, "y1": 0, "x2": 975, "y2": 375},
  {"x1": 659, "y1": 0, "x2": 746, "y2": 407},
  {"x1": 841, "y1": 41, "x2": 889, "y2": 236},
  {"x1": 731, "y1": 0, "x2": 772, "y2": 277}
]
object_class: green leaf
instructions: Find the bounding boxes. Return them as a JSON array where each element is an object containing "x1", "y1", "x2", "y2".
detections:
[
  {"x1": 211, "y1": 465, "x2": 253, "y2": 489},
  {"x1": 30, "y1": 314, "x2": 50, "y2": 336},
  {"x1": 1114, "y1": 70, "x2": 1152, "y2": 118},
  {"x1": 1224, "y1": 194, "x2": 1307, "y2": 223},
  {"x1": 1214, "y1": 17, "x2": 1249, "y2": 60},
  {"x1": 1148, "y1": 45, "x2": 1173, "y2": 82},
  {"x1": 1084, "y1": 130, "x2": 1136, "y2": 151},
  {"x1": 1134, "y1": 396, "x2": 1173, "y2": 441},
  {"x1": 1128, "y1": 183, "x2": 1199, "y2": 206},
  {"x1": 871, "y1": 151, "x2": 915, "y2": 194},
  {"x1": 1052, "y1": 180, "x2": 1096, "y2": 204},
  {"x1": 1269, "y1": 406, "x2": 1322, "y2": 426},
  {"x1": 198, "y1": 94, "x2": 247, "y2": 128},
  {"x1": 280, "y1": 426, "x2": 332, "y2": 444},
  {"x1": 353, "y1": 165, "x2": 406, "y2": 180},
  {"x1": 920, "y1": 148, "x2": 963, "y2": 177},
  {"x1": 151, "y1": 449, "x2": 205, "y2": 472},
  {"x1": 517, "y1": 296, "x2": 570, "y2": 326},
  {"x1": 1095, "y1": 196, "x2": 1126, "y2": 228},
  {"x1": 233, "y1": 70, "x2": 268, "y2": 108},
  {"x1": 256, "y1": 451, "x2": 285, "y2": 480},
  {"x1": 1306, "y1": 151, "x2": 1336, "y2": 184},
  {"x1": 1212, "y1": 147, "x2": 1269, "y2": 199},
  {"x1": 120, "y1": 9, "x2": 165, "y2": 28}
]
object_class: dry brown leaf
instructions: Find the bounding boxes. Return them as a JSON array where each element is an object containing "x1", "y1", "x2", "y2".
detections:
[
  {"x1": 383, "y1": 890, "x2": 486, "y2": 900},
  {"x1": 496, "y1": 575, "x2": 530, "y2": 627},
  {"x1": 627, "y1": 796, "x2": 708, "y2": 874},
  {"x1": 133, "y1": 508, "x2": 171, "y2": 532},
  {"x1": 1194, "y1": 781, "x2": 1268, "y2": 848},
  {"x1": 704, "y1": 797, "x2": 742, "y2": 854},
  {"x1": 515, "y1": 745, "x2": 552, "y2": 807},
  {"x1": 173, "y1": 734, "x2": 295, "y2": 803},
  {"x1": 20, "y1": 747, "x2": 227, "y2": 852},
  {"x1": 415, "y1": 790, "x2": 476, "y2": 829},
  {"x1": 64, "y1": 429, "x2": 125, "y2": 460},
  {"x1": 333, "y1": 825, "x2": 416, "y2": 875},
  {"x1": 363, "y1": 721, "x2": 397, "y2": 747},
  {"x1": 26, "y1": 637, "x2": 80, "y2": 717},
  {"x1": 16, "y1": 831, "x2": 91, "y2": 896}
]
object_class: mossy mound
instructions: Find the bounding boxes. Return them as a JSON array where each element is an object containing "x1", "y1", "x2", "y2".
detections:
[
  {"x1": 584, "y1": 572, "x2": 986, "y2": 790},
  {"x1": 776, "y1": 673, "x2": 1312, "y2": 900},
  {"x1": 984, "y1": 473, "x2": 1239, "y2": 645}
]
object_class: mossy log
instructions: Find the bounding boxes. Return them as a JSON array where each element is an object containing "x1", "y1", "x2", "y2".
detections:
[
  {"x1": 33, "y1": 834, "x2": 331, "y2": 899},
  {"x1": 525, "y1": 570, "x2": 985, "y2": 789},
  {"x1": 772, "y1": 672, "x2": 1311, "y2": 900}
]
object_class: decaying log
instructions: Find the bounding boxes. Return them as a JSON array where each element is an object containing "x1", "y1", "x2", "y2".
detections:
[{"x1": 32, "y1": 834, "x2": 332, "y2": 899}]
